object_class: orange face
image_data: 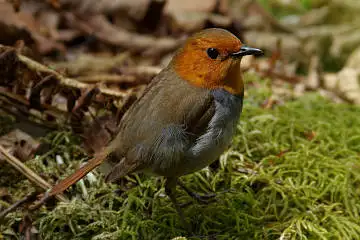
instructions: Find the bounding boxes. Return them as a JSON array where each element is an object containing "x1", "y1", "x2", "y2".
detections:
[{"x1": 172, "y1": 28, "x2": 256, "y2": 95}]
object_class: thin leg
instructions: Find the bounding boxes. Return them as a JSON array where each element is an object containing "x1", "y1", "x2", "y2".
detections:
[
  {"x1": 165, "y1": 177, "x2": 189, "y2": 229},
  {"x1": 177, "y1": 180, "x2": 216, "y2": 204}
]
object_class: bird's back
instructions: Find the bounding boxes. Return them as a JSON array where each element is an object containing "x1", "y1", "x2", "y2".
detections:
[{"x1": 105, "y1": 67, "x2": 215, "y2": 180}]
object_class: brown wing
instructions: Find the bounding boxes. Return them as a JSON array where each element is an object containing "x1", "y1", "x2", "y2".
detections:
[
  {"x1": 185, "y1": 93, "x2": 215, "y2": 139},
  {"x1": 105, "y1": 67, "x2": 215, "y2": 182},
  {"x1": 41, "y1": 67, "x2": 216, "y2": 195}
]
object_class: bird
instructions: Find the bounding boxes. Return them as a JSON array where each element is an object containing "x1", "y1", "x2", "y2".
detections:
[{"x1": 43, "y1": 28, "x2": 263, "y2": 225}]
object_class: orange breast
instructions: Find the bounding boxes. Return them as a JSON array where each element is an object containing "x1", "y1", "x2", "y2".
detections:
[
  {"x1": 222, "y1": 61, "x2": 243, "y2": 95},
  {"x1": 173, "y1": 55, "x2": 244, "y2": 95}
]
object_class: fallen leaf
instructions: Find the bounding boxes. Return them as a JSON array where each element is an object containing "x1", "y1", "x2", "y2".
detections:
[
  {"x1": 58, "y1": 0, "x2": 150, "y2": 20},
  {"x1": 52, "y1": 52, "x2": 130, "y2": 76},
  {"x1": 0, "y1": 129, "x2": 40, "y2": 162},
  {"x1": 64, "y1": 14, "x2": 181, "y2": 56},
  {"x1": 304, "y1": 131, "x2": 316, "y2": 141},
  {"x1": 0, "y1": 2, "x2": 64, "y2": 54},
  {"x1": 276, "y1": 149, "x2": 289, "y2": 158},
  {"x1": 164, "y1": 0, "x2": 231, "y2": 32}
]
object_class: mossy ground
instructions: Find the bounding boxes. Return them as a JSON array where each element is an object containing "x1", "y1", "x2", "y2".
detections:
[{"x1": 1, "y1": 75, "x2": 360, "y2": 239}]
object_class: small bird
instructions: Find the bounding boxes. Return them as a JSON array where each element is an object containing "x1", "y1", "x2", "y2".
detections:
[{"x1": 45, "y1": 28, "x2": 262, "y2": 224}]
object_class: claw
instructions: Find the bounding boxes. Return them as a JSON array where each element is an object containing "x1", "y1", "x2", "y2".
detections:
[{"x1": 177, "y1": 181, "x2": 216, "y2": 204}]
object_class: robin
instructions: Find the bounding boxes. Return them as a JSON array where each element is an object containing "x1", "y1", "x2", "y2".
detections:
[{"x1": 45, "y1": 28, "x2": 263, "y2": 225}]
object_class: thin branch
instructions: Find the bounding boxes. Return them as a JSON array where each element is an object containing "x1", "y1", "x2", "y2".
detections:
[
  {"x1": 0, "y1": 145, "x2": 67, "y2": 202},
  {"x1": 17, "y1": 54, "x2": 128, "y2": 98},
  {"x1": 0, "y1": 192, "x2": 38, "y2": 219},
  {"x1": 0, "y1": 87, "x2": 68, "y2": 115},
  {"x1": 75, "y1": 74, "x2": 136, "y2": 83}
]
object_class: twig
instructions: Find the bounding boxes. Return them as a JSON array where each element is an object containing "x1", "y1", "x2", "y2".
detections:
[
  {"x1": 64, "y1": 14, "x2": 182, "y2": 56},
  {"x1": 0, "y1": 145, "x2": 67, "y2": 202},
  {"x1": 0, "y1": 96, "x2": 61, "y2": 130},
  {"x1": 117, "y1": 65, "x2": 161, "y2": 77},
  {"x1": 0, "y1": 192, "x2": 38, "y2": 219},
  {"x1": 16, "y1": 53, "x2": 128, "y2": 98},
  {"x1": 0, "y1": 87, "x2": 68, "y2": 116},
  {"x1": 29, "y1": 192, "x2": 53, "y2": 211},
  {"x1": 76, "y1": 74, "x2": 136, "y2": 83}
]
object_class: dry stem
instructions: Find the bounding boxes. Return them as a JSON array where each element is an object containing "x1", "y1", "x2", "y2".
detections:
[
  {"x1": 17, "y1": 54, "x2": 128, "y2": 98},
  {"x1": 0, "y1": 145, "x2": 67, "y2": 202}
]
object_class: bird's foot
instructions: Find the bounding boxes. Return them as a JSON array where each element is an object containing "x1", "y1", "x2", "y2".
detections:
[
  {"x1": 177, "y1": 181, "x2": 216, "y2": 204},
  {"x1": 187, "y1": 191, "x2": 217, "y2": 204}
]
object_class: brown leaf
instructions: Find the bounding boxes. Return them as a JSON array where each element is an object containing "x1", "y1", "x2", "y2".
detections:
[
  {"x1": 0, "y1": 187, "x2": 10, "y2": 200},
  {"x1": 164, "y1": 0, "x2": 231, "y2": 32},
  {"x1": 261, "y1": 97, "x2": 279, "y2": 109},
  {"x1": 0, "y1": 129, "x2": 40, "y2": 162},
  {"x1": 29, "y1": 75, "x2": 59, "y2": 110},
  {"x1": 58, "y1": 0, "x2": 151, "y2": 20},
  {"x1": 70, "y1": 87, "x2": 100, "y2": 133},
  {"x1": 65, "y1": 13, "x2": 181, "y2": 56},
  {"x1": 304, "y1": 131, "x2": 316, "y2": 141},
  {"x1": 6, "y1": 0, "x2": 21, "y2": 12},
  {"x1": 165, "y1": 0, "x2": 218, "y2": 14},
  {"x1": 0, "y1": 2, "x2": 64, "y2": 54},
  {"x1": 0, "y1": 48, "x2": 19, "y2": 86},
  {"x1": 52, "y1": 52, "x2": 130, "y2": 76},
  {"x1": 83, "y1": 114, "x2": 118, "y2": 153},
  {"x1": 276, "y1": 149, "x2": 289, "y2": 158}
]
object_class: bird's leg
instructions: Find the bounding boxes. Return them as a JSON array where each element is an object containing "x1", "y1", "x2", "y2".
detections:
[
  {"x1": 177, "y1": 180, "x2": 216, "y2": 204},
  {"x1": 165, "y1": 177, "x2": 189, "y2": 229}
]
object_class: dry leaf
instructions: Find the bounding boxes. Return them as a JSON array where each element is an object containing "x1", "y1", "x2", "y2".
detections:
[
  {"x1": 164, "y1": 0, "x2": 230, "y2": 32},
  {"x1": 52, "y1": 52, "x2": 130, "y2": 76},
  {"x1": 0, "y1": 2, "x2": 64, "y2": 54},
  {"x1": 58, "y1": 0, "x2": 150, "y2": 20},
  {"x1": 65, "y1": 14, "x2": 181, "y2": 55},
  {"x1": 0, "y1": 129, "x2": 40, "y2": 162},
  {"x1": 165, "y1": 0, "x2": 218, "y2": 14}
]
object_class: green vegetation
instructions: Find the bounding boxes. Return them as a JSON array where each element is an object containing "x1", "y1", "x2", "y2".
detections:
[
  {"x1": 258, "y1": 0, "x2": 316, "y2": 17},
  {"x1": 2, "y1": 75, "x2": 360, "y2": 239}
]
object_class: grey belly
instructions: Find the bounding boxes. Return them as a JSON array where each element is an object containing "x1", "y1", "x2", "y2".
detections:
[
  {"x1": 150, "y1": 116, "x2": 237, "y2": 177},
  {"x1": 182, "y1": 124, "x2": 234, "y2": 175},
  {"x1": 146, "y1": 89, "x2": 243, "y2": 177}
]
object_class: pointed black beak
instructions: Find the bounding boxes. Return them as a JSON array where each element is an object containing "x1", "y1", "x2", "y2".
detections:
[{"x1": 231, "y1": 46, "x2": 263, "y2": 58}]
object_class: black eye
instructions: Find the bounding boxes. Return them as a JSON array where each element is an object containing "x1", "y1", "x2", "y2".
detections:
[{"x1": 206, "y1": 48, "x2": 219, "y2": 59}]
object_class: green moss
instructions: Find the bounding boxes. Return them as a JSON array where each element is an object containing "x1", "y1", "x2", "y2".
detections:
[
  {"x1": 257, "y1": 0, "x2": 315, "y2": 18},
  {"x1": 2, "y1": 75, "x2": 360, "y2": 239}
]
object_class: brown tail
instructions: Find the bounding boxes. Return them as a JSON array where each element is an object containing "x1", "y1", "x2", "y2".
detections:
[{"x1": 48, "y1": 151, "x2": 108, "y2": 197}]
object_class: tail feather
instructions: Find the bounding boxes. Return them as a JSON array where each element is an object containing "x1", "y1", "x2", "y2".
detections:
[{"x1": 49, "y1": 151, "x2": 108, "y2": 196}]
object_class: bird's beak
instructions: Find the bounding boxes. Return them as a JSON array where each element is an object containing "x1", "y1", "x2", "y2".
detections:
[{"x1": 231, "y1": 46, "x2": 263, "y2": 58}]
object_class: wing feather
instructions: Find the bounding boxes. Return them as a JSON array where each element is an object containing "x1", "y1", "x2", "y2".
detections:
[{"x1": 105, "y1": 67, "x2": 216, "y2": 180}]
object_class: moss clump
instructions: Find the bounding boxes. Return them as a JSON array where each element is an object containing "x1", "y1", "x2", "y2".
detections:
[{"x1": 2, "y1": 75, "x2": 360, "y2": 239}]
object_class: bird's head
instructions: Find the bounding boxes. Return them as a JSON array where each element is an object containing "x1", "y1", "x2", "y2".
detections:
[{"x1": 171, "y1": 28, "x2": 262, "y2": 95}]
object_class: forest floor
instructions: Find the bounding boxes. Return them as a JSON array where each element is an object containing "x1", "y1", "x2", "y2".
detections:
[
  {"x1": 2, "y1": 73, "x2": 360, "y2": 239},
  {"x1": 1, "y1": 0, "x2": 360, "y2": 239}
]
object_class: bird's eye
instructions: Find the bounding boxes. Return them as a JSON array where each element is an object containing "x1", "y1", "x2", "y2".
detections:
[{"x1": 206, "y1": 48, "x2": 219, "y2": 59}]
